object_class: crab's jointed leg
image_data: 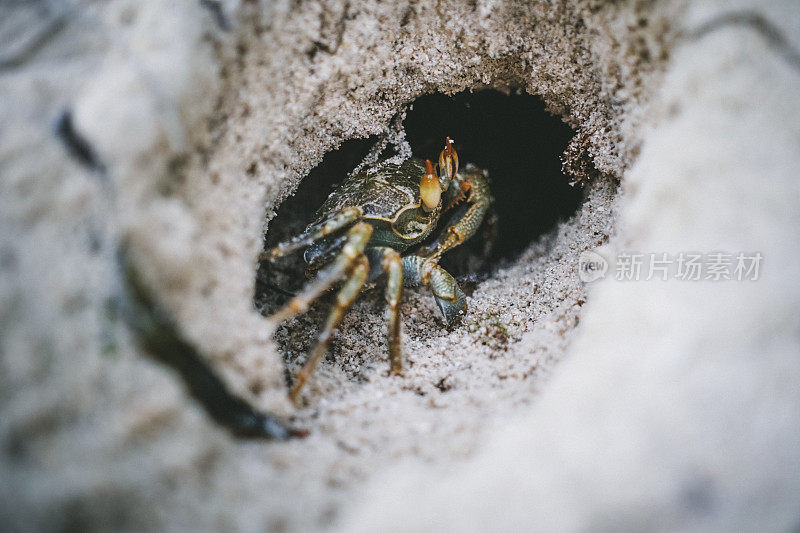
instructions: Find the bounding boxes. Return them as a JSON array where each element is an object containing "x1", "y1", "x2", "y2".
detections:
[
  {"x1": 367, "y1": 246, "x2": 405, "y2": 374},
  {"x1": 289, "y1": 254, "x2": 369, "y2": 402},
  {"x1": 422, "y1": 168, "x2": 491, "y2": 263},
  {"x1": 383, "y1": 249, "x2": 404, "y2": 374},
  {"x1": 402, "y1": 255, "x2": 466, "y2": 325},
  {"x1": 260, "y1": 206, "x2": 362, "y2": 262},
  {"x1": 480, "y1": 206, "x2": 499, "y2": 259},
  {"x1": 303, "y1": 233, "x2": 348, "y2": 274},
  {"x1": 269, "y1": 222, "x2": 372, "y2": 322}
]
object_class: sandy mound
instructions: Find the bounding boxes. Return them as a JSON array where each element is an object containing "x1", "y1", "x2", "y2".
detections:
[{"x1": 1, "y1": 0, "x2": 798, "y2": 530}]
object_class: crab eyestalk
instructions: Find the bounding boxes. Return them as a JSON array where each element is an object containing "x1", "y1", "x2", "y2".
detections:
[
  {"x1": 420, "y1": 159, "x2": 441, "y2": 212},
  {"x1": 438, "y1": 136, "x2": 459, "y2": 182}
]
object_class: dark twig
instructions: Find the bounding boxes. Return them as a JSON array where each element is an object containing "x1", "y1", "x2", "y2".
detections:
[
  {"x1": 684, "y1": 11, "x2": 800, "y2": 71},
  {"x1": 54, "y1": 108, "x2": 106, "y2": 173},
  {"x1": 118, "y1": 246, "x2": 305, "y2": 440}
]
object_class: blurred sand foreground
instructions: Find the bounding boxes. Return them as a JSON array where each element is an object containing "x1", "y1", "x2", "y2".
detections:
[{"x1": 1, "y1": 0, "x2": 799, "y2": 530}]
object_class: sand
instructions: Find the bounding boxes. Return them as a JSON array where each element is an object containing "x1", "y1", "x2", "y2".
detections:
[{"x1": 1, "y1": 0, "x2": 799, "y2": 530}]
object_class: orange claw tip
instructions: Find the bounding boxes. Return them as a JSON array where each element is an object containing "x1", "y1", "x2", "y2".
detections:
[
  {"x1": 420, "y1": 159, "x2": 441, "y2": 212},
  {"x1": 438, "y1": 137, "x2": 459, "y2": 181}
]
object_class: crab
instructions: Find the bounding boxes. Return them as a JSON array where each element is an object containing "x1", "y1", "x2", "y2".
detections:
[{"x1": 262, "y1": 137, "x2": 492, "y2": 401}]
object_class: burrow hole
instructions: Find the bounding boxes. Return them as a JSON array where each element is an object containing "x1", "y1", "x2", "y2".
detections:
[{"x1": 255, "y1": 90, "x2": 583, "y2": 378}]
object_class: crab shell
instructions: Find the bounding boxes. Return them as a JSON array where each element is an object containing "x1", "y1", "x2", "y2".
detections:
[{"x1": 311, "y1": 158, "x2": 448, "y2": 252}]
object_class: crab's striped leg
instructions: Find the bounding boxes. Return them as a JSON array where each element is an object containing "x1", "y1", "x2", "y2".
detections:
[
  {"x1": 289, "y1": 254, "x2": 369, "y2": 402},
  {"x1": 260, "y1": 206, "x2": 362, "y2": 261},
  {"x1": 402, "y1": 256, "x2": 467, "y2": 325},
  {"x1": 367, "y1": 247, "x2": 405, "y2": 374},
  {"x1": 421, "y1": 168, "x2": 491, "y2": 262},
  {"x1": 269, "y1": 222, "x2": 372, "y2": 323},
  {"x1": 383, "y1": 249, "x2": 404, "y2": 374},
  {"x1": 303, "y1": 233, "x2": 348, "y2": 273}
]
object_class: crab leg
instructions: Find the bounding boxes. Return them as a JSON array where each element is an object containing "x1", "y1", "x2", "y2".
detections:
[
  {"x1": 303, "y1": 233, "x2": 349, "y2": 274},
  {"x1": 402, "y1": 256, "x2": 466, "y2": 325},
  {"x1": 260, "y1": 206, "x2": 362, "y2": 261},
  {"x1": 270, "y1": 222, "x2": 372, "y2": 322},
  {"x1": 421, "y1": 168, "x2": 491, "y2": 262},
  {"x1": 383, "y1": 249, "x2": 404, "y2": 374},
  {"x1": 366, "y1": 247, "x2": 405, "y2": 374},
  {"x1": 290, "y1": 254, "x2": 369, "y2": 401},
  {"x1": 480, "y1": 206, "x2": 499, "y2": 258}
]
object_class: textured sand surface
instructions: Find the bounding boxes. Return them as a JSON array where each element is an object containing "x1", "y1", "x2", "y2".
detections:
[{"x1": 2, "y1": 0, "x2": 799, "y2": 531}]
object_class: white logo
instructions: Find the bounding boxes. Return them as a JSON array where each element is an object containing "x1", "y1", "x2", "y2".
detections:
[{"x1": 578, "y1": 250, "x2": 608, "y2": 283}]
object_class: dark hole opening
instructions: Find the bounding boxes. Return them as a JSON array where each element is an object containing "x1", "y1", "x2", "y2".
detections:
[
  {"x1": 403, "y1": 91, "x2": 579, "y2": 267},
  {"x1": 255, "y1": 90, "x2": 580, "y2": 313}
]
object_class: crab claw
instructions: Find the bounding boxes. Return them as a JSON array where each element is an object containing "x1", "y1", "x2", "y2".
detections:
[
  {"x1": 420, "y1": 159, "x2": 441, "y2": 212},
  {"x1": 438, "y1": 137, "x2": 459, "y2": 181}
]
